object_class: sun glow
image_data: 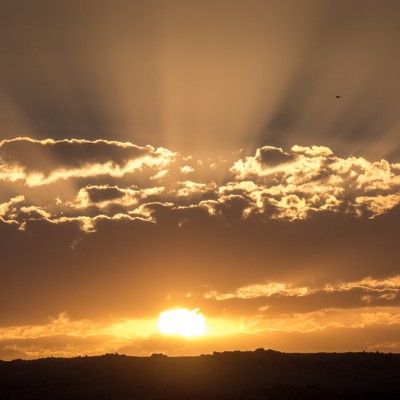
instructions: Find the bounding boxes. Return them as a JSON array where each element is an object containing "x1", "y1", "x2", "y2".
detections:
[{"x1": 158, "y1": 308, "x2": 206, "y2": 337}]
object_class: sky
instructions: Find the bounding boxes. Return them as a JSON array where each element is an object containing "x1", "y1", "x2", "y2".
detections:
[{"x1": 0, "y1": 0, "x2": 399, "y2": 360}]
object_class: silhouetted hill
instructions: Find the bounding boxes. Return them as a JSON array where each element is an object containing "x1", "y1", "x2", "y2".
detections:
[{"x1": 1, "y1": 349, "x2": 399, "y2": 399}]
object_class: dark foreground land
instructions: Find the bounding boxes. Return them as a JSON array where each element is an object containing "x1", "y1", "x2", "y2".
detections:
[{"x1": 1, "y1": 349, "x2": 399, "y2": 399}]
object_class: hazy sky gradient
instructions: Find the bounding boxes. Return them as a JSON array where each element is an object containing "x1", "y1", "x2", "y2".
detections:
[
  {"x1": 0, "y1": 1, "x2": 399, "y2": 359},
  {"x1": 1, "y1": 0, "x2": 400, "y2": 158}
]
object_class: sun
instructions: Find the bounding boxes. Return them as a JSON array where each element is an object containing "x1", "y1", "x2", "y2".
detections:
[{"x1": 158, "y1": 308, "x2": 206, "y2": 337}]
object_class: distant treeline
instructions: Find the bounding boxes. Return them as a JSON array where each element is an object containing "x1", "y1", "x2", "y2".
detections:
[{"x1": 1, "y1": 349, "x2": 399, "y2": 399}]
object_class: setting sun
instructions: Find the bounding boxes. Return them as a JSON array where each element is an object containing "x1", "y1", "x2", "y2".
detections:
[{"x1": 158, "y1": 308, "x2": 206, "y2": 337}]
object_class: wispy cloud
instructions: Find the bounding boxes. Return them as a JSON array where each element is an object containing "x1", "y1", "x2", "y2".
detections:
[{"x1": 204, "y1": 276, "x2": 400, "y2": 301}]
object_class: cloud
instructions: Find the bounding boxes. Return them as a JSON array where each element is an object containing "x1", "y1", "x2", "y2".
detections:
[
  {"x1": 175, "y1": 181, "x2": 217, "y2": 199},
  {"x1": 355, "y1": 193, "x2": 400, "y2": 216},
  {"x1": 1, "y1": 140, "x2": 399, "y2": 227},
  {"x1": 1, "y1": 308, "x2": 400, "y2": 360},
  {"x1": 0, "y1": 195, "x2": 25, "y2": 218},
  {"x1": 0, "y1": 138, "x2": 175, "y2": 187},
  {"x1": 230, "y1": 147, "x2": 297, "y2": 180},
  {"x1": 46, "y1": 213, "x2": 153, "y2": 233},
  {"x1": 204, "y1": 281, "x2": 310, "y2": 301},
  {"x1": 19, "y1": 205, "x2": 52, "y2": 219},
  {"x1": 324, "y1": 276, "x2": 400, "y2": 294},
  {"x1": 181, "y1": 165, "x2": 194, "y2": 174},
  {"x1": 229, "y1": 145, "x2": 400, "y2": 219},
  {"x1": 205, "y1": 275, "x2": 400, "y2": 301},
  {"x1": 68, "y1": 185, "x2": 165, "y2": 211},
  {"x1": 201, "y1": 276, "x2": 400, "y2": 318}
]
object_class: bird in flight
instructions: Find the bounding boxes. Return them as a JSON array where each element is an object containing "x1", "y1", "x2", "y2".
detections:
[{"x1": 336, "y1": 95, "x2": 341, "y2": 99}]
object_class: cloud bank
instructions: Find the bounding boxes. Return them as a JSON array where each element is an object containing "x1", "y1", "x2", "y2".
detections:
[{"x1": 1, "y1": 138, "x2": 399, "y2": 230}]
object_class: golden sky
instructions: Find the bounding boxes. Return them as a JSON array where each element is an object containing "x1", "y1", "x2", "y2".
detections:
[{"x1": 0, "y1": 1, "x2": 399, "y2": 360}]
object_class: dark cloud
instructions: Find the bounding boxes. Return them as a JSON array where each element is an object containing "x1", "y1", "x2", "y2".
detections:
[
  {"x1": 0, "y1": 138, "x2": 161, "y2": 173},
  {"x1": 256, "y1": 146, "x2": 296, "y2": 167},
  {"x1": 86, "y1": 186, "x2": 126, "y2": 203}
]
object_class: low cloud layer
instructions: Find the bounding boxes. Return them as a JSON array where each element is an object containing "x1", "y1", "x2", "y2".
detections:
[{"x1": 1, "y1": 307, "x2": 399, "y2": 360}]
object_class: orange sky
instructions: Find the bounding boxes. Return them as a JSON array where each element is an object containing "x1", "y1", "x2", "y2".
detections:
[{"x1": 0, "y1": 1, "x2": 399, "y2": 360}]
